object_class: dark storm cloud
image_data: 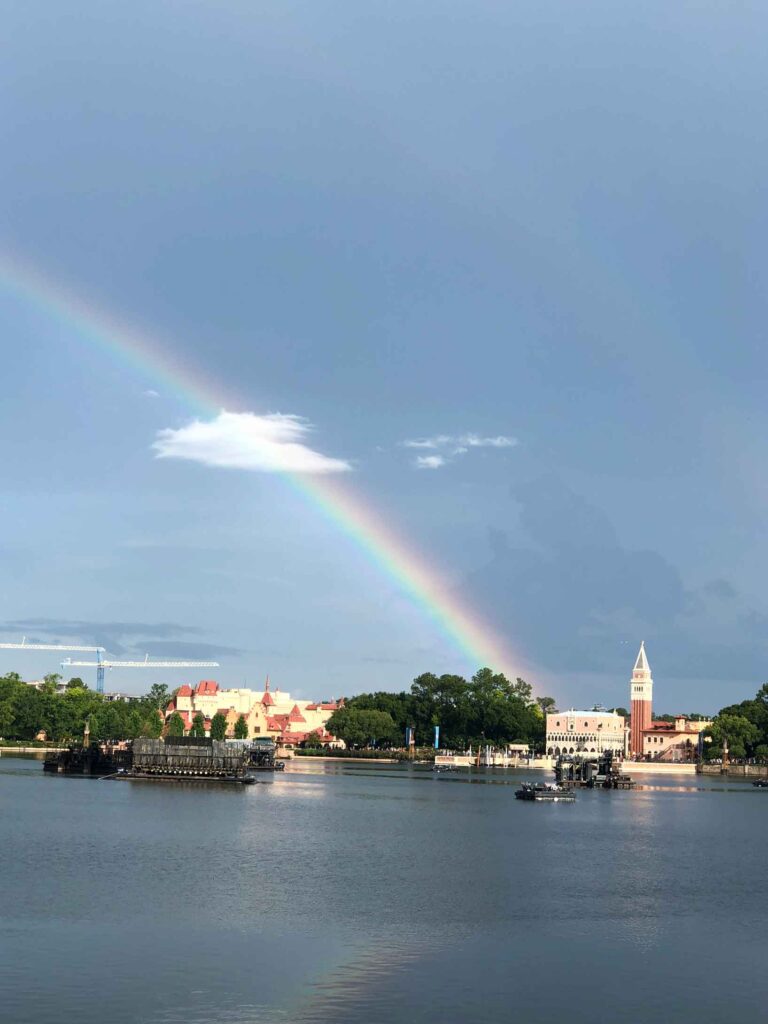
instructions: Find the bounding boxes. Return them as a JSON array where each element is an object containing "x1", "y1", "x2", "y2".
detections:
[
  {"x1": 462, "y1": 476, "x2": 768, "y2": 689},
  {"x1": 139, "y1": 640, "x2": 245, "y2": 660},
  {"x1": 0, "y1": 618, "x2": 202, "y2": 656}
]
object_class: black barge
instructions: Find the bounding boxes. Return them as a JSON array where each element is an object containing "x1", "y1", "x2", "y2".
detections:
[
  {"x1": 127, "y1": 736, "x2": 252, "y2": 783},
  {"x1": 515, "y1": 783, "x2": 576, "y2": 802},
  {"x1": 555, "y1": 751, "x2": 635, "y2": 789},
  {"x1": 44, "y1": 736, "x2": 255, "y2": 784}
]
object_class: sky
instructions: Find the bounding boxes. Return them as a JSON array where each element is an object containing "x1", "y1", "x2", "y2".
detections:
[{"x1": 2, "y1": 1, "x2": 767, "y2": 712}]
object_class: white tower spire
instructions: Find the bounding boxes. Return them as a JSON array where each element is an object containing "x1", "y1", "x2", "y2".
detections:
[{"x1": 630, "y1": 641, "x2": 653, "y2": 755}]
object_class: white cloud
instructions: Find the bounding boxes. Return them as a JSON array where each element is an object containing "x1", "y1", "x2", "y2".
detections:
[
  {"x1": 403, "y1": 432, "x2": 516, "y2": 450},
  {"x1": 153, "y1": 411, "x2": 352, "y2": 474},
  {"x1": 415, "y1": 454, "x2": 447, "y2": 469},
  {"x1": 402, "y1": 432, "x2": 517, "y2": 469},
  {"x1": 461, "y1": 434, "x2": 516, "y2": 448},
  {"x1": 404, "y1": 436, "x2": 451, "y2": 449},
  {"x1": 143, "y1": 389, "x2": 160, "y2": 398}
]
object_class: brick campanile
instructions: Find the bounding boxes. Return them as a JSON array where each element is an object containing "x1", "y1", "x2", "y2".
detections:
[{"x1": 630, "y1": 641, "x2": 653, "y2": 756}]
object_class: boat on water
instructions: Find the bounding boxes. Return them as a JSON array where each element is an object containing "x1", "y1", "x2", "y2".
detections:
[
  {"x1": 45, "y1": 736, "x2": 256, "y2": 785},
  {"x1": 515, "y1": 783, "x2": 576, "y2": 802},
  {"x1": 752, "y1": 778, "x2": 768, "y2": 788}
]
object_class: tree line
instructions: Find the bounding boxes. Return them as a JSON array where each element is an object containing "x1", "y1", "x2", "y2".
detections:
[
  {"x1": 704, "y1": 683, "x2": 768, "y2": 760},
  {"x1": 325, "y1": 668, "x2": 554, "y2": 751},
  {"x1": 0, "y1": 673, "x2": 168, "y2": 743}
]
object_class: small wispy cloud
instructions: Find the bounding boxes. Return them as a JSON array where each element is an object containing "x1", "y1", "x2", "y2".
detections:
[
  {"x1": 404, "y1": 437, "x2": 449, "y2": 449},
  {"x1": 143, "y1": 389, "x2": 160, "y2": 398},
  {"x1": 405, "y1": 433, "x2": 516, "y2": 449},
  {"x1": 153, "y1": 411, "x2": 352, "y2": 474},
  {"x1": 404, "y1": 432, "x2": 517, "y2": 469},
  {"x1": 415, "y1": 454, "x2": 447, "y2": 470},
  {"x1": 462, "y1": 434, "x2": 516, "y2": 448}
]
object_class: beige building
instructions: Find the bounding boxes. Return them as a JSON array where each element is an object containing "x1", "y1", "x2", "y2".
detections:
[
  {"x1": 546, "y1": 709, "x2": 627, "y2": 757},
  {"x1": 642, "y1": 716, "x2": 711, "y2": 762},
  {"x1": 165, "y1": 678, "x2": 342, "y2": 747}
]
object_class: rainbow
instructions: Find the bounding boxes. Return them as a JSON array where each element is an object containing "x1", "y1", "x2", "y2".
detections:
[{"x1": 0, "y1": 250, "x2": 527, "y2": 680}]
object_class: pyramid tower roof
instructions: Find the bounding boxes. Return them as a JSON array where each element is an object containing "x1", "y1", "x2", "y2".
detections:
[
  {"x1": 289, "y1": 703, "x2": 306, "y2": 723},
  {"x1": 634, "y1": 641, "x2": 651, "y2": 674}
]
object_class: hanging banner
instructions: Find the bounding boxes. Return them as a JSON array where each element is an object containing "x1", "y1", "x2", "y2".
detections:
[{"x1": 434, "y1": 725, "x2": 440, "y2": 749}]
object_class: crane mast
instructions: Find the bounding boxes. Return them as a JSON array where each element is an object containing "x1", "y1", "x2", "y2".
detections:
[
  {"x1": 61, "y1": 653, "x2": 220, "y2": 693},
  {"x1": 1, "y1": 637, "x2": 219, "y2": 693}
]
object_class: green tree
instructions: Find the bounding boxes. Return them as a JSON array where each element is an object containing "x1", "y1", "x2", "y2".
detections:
[
  {"x1": 512, "y1": 677, "x2": 533, "y2": 702},
  {"x1": 166, "y1": 711, "x2": 185, "y2": 737},
  {"x1": 707, "y1": 714, "x2": 760, "y2": 759},
  {"x1": 41, "y1": 673, "x2": 62, "y2": 694},
  {"x1": 90, "y1": 702, "x2": 130, "y2": 741},
  {"x1": 190, "y1": 712, "x2": 206, "y2": 738},
  {"x1": 234, "y1": 714, "x2": 248, "y2": 739},
  {"x1": 536, "y1": 696, "x2": 557, "y2": 715},
  {"x1": 325, "y1": 707, "x2": 396, "y2": 748},
  {"x1": 210, "y1": 712, "x2": 228, "y2": 740},
  {"x1": 410, "y1": 672, "x2": 471, "y2": 746},
  {"x1": 55, "y1": 687, "x2": 103, "y2": 741},
  {"x1": 303, "y1": 730, "x2": 323, "y2": 748},
  {"x1": 141, "y1": 710, "x2": 164, "y2": 738},
  {"x1": 66, "y1": 677, "x2": 87, "y2": 690},
  {"x1": 144, "y1": 683, "x2": 170, "y2": 710},
  {"x1": 0, "y1": 700, "x2": 15, "y2": 736}
]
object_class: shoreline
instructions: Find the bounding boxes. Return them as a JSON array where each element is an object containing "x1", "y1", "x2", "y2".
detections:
[
  {"x1": 294, "y1": 755, "x2": 400, "y2": 763},
  {"x1": 0, "y1": 746, "x2": 66, "y2": 755}
]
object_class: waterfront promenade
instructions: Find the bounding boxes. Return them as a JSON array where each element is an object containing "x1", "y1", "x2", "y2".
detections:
[{"x1": 434, "y1": 753, "x2": 698, "y2": 775}]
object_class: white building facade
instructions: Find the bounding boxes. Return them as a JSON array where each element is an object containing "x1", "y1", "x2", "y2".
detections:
[{"x1": 546, "y1": 710, "x2": 627, "y2": 757}]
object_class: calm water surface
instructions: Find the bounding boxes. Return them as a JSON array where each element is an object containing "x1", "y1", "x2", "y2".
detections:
[{"x1": 2, "y1": 756, "x2": 767, "y2": 1024}]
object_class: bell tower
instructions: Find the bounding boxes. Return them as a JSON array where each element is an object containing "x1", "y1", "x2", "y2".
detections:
[{"x1": 629, "y1": 641, "x2": 653, "y2": 756}]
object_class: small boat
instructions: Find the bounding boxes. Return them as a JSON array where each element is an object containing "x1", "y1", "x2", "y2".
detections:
[
  {"x1": 752, "y1": 778, "x2": 768, "y2": 788},
  {"x1": 515, "y1": 783, "x2": 576, "y2": 802},
  {"x1": 432, "y1": 764, "x2": 459, "y2": 774}
]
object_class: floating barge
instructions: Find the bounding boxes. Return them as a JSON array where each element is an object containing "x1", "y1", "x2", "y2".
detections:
[
  {"x1": 555, "y1": 751, "x2": 635, "y2": 790},
  {"x1": 44, "y1": 743, "x2": 130, "y2": 776},
  {"x1": 127, "y1": 736, "x2": 252, "y2": 783},
  {"x1": 44, "y1": 737, "x2": 255, "y2": 784},
  {"x1": 515, "y1": 783, "x2": 576, "y2": 802},
  {"x1": 247, "y1": 738, "x2": 285, "y2": 771}
]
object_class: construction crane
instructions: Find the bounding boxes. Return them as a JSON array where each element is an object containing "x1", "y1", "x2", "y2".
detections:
[
  {"x1": 61, "y1": 652, "x2": 220, "y2": 694},
  {"x1": 0, "y1": 637, "x2": 105, "y2": 654},
  {"x1": 0, "y1": 636, "x2": 218, "y2": 694}
]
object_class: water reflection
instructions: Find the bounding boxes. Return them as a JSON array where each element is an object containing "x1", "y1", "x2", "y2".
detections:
[
  {"x1": 4, "y1": 755, "x2": 768, "y2": 1024},
  {"x1": 291, "y1": 937, "x2": 448, "y2": 1024}
]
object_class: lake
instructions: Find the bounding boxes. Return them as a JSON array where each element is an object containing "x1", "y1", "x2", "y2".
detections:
[{"x1": 2, "y1": 755, "x2": 767, "y2": 1023}]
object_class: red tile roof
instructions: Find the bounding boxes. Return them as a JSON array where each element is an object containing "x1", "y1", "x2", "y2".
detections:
[
  {"x1": 195, "y1": 680, "x2": 219, "y2": 695},
  {"x1": 177, "y1": 685, "x2": 193, "y2": 697},
  {"x1": 283, "y1": 729, "x2": 335, "y2": 744},
  {"x1": 261, "y1": 691, "x2": 275, "y2": 706},
  {"x1": 266, "y1": 715, "x2": 289, "y2": 731},
  {"x1": 289, "y1": 704, "x2": 306, "y2": 723}
]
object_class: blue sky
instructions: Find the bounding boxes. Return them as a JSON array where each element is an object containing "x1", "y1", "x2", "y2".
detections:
[{"x1": 2, "y1": 2, "x2": 767, "y2": 711}]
